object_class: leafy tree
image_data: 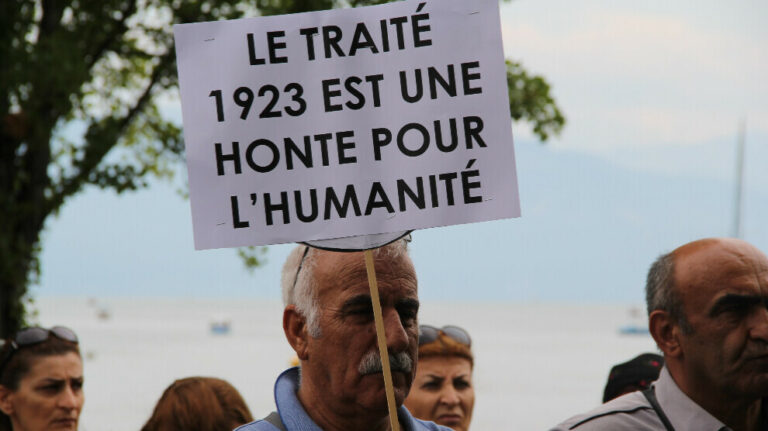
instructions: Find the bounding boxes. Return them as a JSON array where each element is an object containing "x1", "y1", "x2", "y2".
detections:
[
  {"x1": 506, "y1": 60, "x2": 564, "y2": 141},
  {"x1": 0, "y1": 0, "x2": 564, "y2": 337}
]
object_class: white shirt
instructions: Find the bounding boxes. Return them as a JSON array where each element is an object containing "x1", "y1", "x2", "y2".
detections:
[{"x1": 550, "y1": 367, "x2": 738, "y2": 431}]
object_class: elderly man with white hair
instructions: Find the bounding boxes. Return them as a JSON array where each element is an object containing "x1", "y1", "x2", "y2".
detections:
[{"x1": 236, "y1": 240, "x2": 451, "y2": 431}]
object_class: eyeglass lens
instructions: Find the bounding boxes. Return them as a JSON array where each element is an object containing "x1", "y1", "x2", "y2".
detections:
[
  {"x1": 418, "y1": 325, "x2": 441, "y2": 345},
  {"x1": 441, "y1": 325, "x2": 471, "y2": 347},
  {"x1": 418, "y1": 325, "x2": 471, "y2": 347},
  {"x1": 49, "y1": 326, "x2": 78, "y2": 343},
  {"x1": 15, "y1": 327, "x2": 51, "y2": 346},
  {"x1": 14, "y1": 326, "x2": 78, "y2": 346}
]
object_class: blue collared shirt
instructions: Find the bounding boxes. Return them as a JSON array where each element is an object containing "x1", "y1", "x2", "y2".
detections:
[{"x1": 236, "y1": 367, "x2": 451, "y2": 431}]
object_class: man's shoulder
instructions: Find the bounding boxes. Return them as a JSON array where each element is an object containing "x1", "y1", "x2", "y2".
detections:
[
  {"x1": 234, "y1": 413, "x2": 451, "y2": 431},
  {"x1": 550, "y1": 391, "x2": 663, "y2": 431},
  {"x1": 234, "y1": 420, "x2": 281, "y2": 431}
]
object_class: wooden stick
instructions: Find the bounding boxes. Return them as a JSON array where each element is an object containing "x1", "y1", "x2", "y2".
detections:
[{"x1": 364, "y1": 249, "x2": 400, "y2": 431}]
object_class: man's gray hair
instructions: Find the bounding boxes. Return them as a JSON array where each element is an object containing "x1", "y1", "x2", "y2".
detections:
[
  {"x1": 281, "y1": 239, "x2": 411, "y2": 339},
  {"x1": 282, "y1": 245, "x2": 321, "y2": 337},
  {"x1": 645, "y1": 251, "x2": 692, "y2": 333}
]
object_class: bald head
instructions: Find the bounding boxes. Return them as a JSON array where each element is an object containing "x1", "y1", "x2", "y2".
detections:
[
  {"x1": 672, "y1": 238, "x2": 767, "y2": 287},
  {"x1": 646, "y1": 238, "x2": 768, "y2": 423},
  {"x1": 647, "y1": 238, "x2": 768, "y2": 328},
  {"x1": 671, "y1": 237, "x2": 768, "y2": 327}
]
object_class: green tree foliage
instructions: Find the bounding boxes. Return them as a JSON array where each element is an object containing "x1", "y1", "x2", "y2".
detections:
[
  {"x1": 0, "y1": 0, "x2": 564, "y2": 337},
  {"x1": 506, "y1": 60, "x2": 565, "y2": 141}
]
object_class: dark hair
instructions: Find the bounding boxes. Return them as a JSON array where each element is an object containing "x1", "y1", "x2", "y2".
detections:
[
  {"x1": 0, "y1": 335, "x2": 80, "y2": 431},
  {"x1": 141, "y1": 377, "x2": 254, "y2": 431},
  {"x1": 602, "y1": 353, "x2": 664, "y2": 402},
  {"x1": 646, "y1": 251, "x2": 692, "y2": 333}
]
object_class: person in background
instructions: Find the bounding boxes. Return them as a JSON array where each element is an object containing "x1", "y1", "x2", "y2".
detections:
[
  {"x1": 0, "y1": 326, "x2": 83, "y2": 431},
  {"x1": 405, "y1": 324, "x2": 475, "y2": 431},
  {"x1": 236, "y1": 241, "x2": 451, "y2": 431},
  {"x1": 141, "y1": 376, "x2": 253, "y2": 431},
  {"x1": 602, "y1": 353, "x2": 664, "y2": 402},
  {"x1": 552, "y1": 238, "x2": 768, "y2": 430}
]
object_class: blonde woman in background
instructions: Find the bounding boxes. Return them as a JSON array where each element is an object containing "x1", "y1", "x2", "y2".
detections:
[{"x1": 405, "y1": 325, "x2": 475, "y2": 431}]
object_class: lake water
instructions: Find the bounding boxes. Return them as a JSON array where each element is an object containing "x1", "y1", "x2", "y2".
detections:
[{"x1": 35, "y1": 297, "x2": 657, "y2": 430}]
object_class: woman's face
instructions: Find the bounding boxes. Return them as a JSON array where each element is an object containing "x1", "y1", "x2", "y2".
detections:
[
  {"x1": 405, "y1": 356, "x2": 474, "y2": 431},
  {"x1": 0, "y1": 352, "x2": 84, "y2": 431}
]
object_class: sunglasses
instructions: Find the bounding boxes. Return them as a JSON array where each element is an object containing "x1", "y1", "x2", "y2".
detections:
[
  {"x1": 290, "y1": 234, "x2": 413, "y2": 291},
  {"x1": 0, "y1": 326, "x2": 79, "y2": 375},
  {"x1": 291, "y1": 245, "x2": 311, "y2": 292},
  {"x1": 418, "y1": 325, "x2": 472, "y2": 347}
]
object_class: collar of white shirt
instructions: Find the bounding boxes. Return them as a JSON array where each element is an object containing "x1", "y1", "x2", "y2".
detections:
[{"x1": 654, "y1": 367, "x2": 730, "y2": 431}]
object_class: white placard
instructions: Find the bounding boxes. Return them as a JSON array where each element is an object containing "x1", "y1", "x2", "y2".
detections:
[{"x1": 174, "y1": 0, "x2": 520, "y2": 250}]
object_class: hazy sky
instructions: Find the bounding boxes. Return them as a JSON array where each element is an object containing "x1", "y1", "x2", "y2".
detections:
[
  {"x1": 501, "y1": 0, "x2": 767, "y2": 152},
  {"x1": 35, "y1": 0, "x2": 768, "y2": 304}
]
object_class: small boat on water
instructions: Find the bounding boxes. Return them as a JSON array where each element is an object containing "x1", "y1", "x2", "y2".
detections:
[
  {"x1": 618, "y1": 324, "x2": 649, "y2": 335},
  {"x1": 210, "y1": 317, "x2": 231, "y2": 335},
  {"x1": 618, "y1": 306, "x2": 649, "y2": 335}
]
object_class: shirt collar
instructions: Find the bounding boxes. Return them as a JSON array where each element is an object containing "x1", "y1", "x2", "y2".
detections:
[
  {"x1": 273, "y1": 367, "x2": 322, "y2": 431},
  {"x1": 273, "y1": 367, "x2": 421, "y2": 431},
  {"x1": 654, "y1": 367, "x2": 730, "y2": 431}
]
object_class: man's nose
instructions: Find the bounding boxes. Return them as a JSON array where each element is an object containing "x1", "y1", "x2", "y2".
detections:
[
  {"x1": 749, "y1": 306, "x2": 768, "y2": 342},
  {"x1": 383, "y1": 308, "x2": 409, "y2": 352}
]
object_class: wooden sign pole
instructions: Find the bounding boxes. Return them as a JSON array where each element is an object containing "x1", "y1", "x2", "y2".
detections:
[{"x1": 364, "y1": 249, "x2": 401, "y2": 431}]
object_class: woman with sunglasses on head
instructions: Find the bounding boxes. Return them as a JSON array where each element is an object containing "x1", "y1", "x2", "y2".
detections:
[
  {"x1": 405, "y1": 325, "x2": 475, "y2": 431},
  {"x1": 0, "y1": 326, "x2": 83, "y2": 431}
]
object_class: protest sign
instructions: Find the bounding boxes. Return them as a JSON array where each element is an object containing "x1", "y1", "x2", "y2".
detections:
[{"x1": 174, "y1": 0, "x2": 520, "y2": 250}]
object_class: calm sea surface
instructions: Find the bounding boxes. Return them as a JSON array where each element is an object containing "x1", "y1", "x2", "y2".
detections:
[{"x1": 36, "y1": 297, "x2": 657, "y2": 430}]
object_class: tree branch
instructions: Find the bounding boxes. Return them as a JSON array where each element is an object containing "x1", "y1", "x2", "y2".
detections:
[
  {"x1": 39, "y1": 0, "x2": 69, "y2": 39},
  {"x1": 47, "y1": 52, "x2": 175, "y2": 214},
  {"x1": 84, "y1": 1, "x2": 138, "y2": 70}
]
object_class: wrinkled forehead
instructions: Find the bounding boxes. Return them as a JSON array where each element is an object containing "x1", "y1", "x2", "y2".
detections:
[
  {"x1": 313, "y1": 249, "x2": 417, "y2": 296},
  {"x1": 26, "y1": 352, "x2": 83, "y2": 380},
  {"x1": 673, "y1": 238, "x2": 768, "y2": 296}
]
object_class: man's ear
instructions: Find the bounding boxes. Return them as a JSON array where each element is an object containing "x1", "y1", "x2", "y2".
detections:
[
  {"x1": 284, "y1": 305, "x2": 310, "y2": 360},
  {"x1": 0, "y1": 385, "x2": 14, "y2": 416},
  {"x1": 649, "y1": 310, "x2": 682, "y2": 358}
]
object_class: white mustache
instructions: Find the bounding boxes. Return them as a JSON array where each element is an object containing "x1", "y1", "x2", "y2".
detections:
[{"x1": 358, "y1": 350, "x2": 413, "y2": 375}]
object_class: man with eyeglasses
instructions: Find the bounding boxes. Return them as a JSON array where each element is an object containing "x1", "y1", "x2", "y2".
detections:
[
  {"x1": 551, "y1": 238, "x2": 768, "y2": 431},
  {"x1": 236, "y1": 241, "x2": 451, "y2": 431}
]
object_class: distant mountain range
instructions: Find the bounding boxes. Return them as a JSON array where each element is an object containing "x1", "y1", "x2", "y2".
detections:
[
  {"x1": 413, "y1": 134, "x2": 768, "y2": 302},
  {"x1": 39, "y1": 135, "x2": 768, "y2": 303}
]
